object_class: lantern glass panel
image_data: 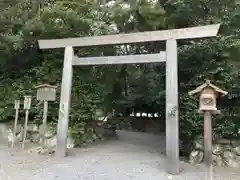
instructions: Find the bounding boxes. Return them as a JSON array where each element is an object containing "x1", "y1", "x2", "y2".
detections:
[{"x1": 199, "y1": 93, "x2": 217, "y2": 111}]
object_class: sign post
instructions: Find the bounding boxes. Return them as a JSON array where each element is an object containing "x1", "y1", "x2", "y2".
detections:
[
  {"x1": 12, "y1": 100, "x2": 20, "y2": 148},
  {"x1": 35, "y1": 84, "x2": 57, "y2": 146},
  {"x1": 22, "y1": 95, "x2": 32, "y2": 149},
  {"x1": 189, "y1": 80, "x2": 227, "y2": 179}
]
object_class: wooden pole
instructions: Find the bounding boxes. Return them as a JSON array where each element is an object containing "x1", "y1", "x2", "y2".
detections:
[
  {"x1": 41, "y1": 101, "x2": 48, "y2": 145},
  {"x1": 22, "y1": 109, "x2": 29, "y2": 149},
  {"x1": 56, "y1": 47, "x2": 73, "y2": 157},
  {"x1": 204, "y1": 111, "x2": 213, "y2": 180},
  {"x1": 166, "y1": 39, "x2": 180, "y2": 175},
  {"x1": 12, "y1": 109, "x2": 19, "y2": 148}
]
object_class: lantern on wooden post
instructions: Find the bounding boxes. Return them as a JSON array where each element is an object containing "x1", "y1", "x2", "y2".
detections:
[
  {"x1": 22, "y1": 95, "x2": 32, "y2": 149},
  {"x1": 12, "y1": 100, "x2": 20, "y2": 148},
  {"x1": 188, "y1": 80, "x2": 227, "y2": 179},
  {"x1": 35, "y1": 84, "x2": 57, "y2": 145}
]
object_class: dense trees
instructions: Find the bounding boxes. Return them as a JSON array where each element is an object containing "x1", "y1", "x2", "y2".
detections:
[{"x1": 0, "y1": 0, "x2": 239, "y2": 147}]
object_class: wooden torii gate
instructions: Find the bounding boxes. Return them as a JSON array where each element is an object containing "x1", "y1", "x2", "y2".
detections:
[{"x1": 38, "y1": 24, "x2": 220, "y2": 175}]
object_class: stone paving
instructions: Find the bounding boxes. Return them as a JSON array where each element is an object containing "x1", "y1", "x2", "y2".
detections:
[{"x1": 0, "y1": 130, "x2": 239, "y2": 180}]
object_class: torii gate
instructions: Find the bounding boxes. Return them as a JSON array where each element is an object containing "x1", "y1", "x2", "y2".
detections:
[{"x1": 38, "y1": 24, "x2": 220, "y2": 175}]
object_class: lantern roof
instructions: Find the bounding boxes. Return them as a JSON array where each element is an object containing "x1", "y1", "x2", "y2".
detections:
[
  {"x1": 188, "y1": 80, "x2": 228, "y2": 96},
  {"x1": 35, "y1": 84, "x2": 57, "y2": 89}
]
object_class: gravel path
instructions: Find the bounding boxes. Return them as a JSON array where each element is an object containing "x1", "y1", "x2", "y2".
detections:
[{"x1": 0, "y1": 130, "x2": 239, "y2": 180}]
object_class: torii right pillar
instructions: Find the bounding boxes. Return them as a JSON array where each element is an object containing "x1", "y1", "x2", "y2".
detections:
[{"x1": 166, "y1": 39, "x2": 180, "y2": 174}]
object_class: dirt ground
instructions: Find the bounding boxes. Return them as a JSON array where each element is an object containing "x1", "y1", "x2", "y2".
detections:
[{"x1": 0, "y1": 130, "x2": 239, "y2": 180}]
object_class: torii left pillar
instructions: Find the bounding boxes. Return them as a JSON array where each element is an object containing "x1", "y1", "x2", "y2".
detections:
[{"x1": 56, "y1": 47, "x2": 74, "y2": 157}]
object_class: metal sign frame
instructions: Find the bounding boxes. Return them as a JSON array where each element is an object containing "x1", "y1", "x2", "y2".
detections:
[{"x1": 38, "y1": 24, "x2": 220, "y2": 175}]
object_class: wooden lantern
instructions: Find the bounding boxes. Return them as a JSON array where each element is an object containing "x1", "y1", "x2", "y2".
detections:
[
  {"x1": 188, "y1": 80, "x2": 228, "y2": 111},
  {"x1": 35, "y1": 84, "x2": 57, "y2": 101}
]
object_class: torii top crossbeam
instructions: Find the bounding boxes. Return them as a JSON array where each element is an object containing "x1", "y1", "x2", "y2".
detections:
[{"x1": 38, "y1": 24, "x2": 220, "y2": 49}]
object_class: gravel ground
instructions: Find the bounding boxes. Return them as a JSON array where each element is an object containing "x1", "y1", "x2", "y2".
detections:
[{"x1": 0, "y1": 130, "x2": 239, "y2": 180}]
